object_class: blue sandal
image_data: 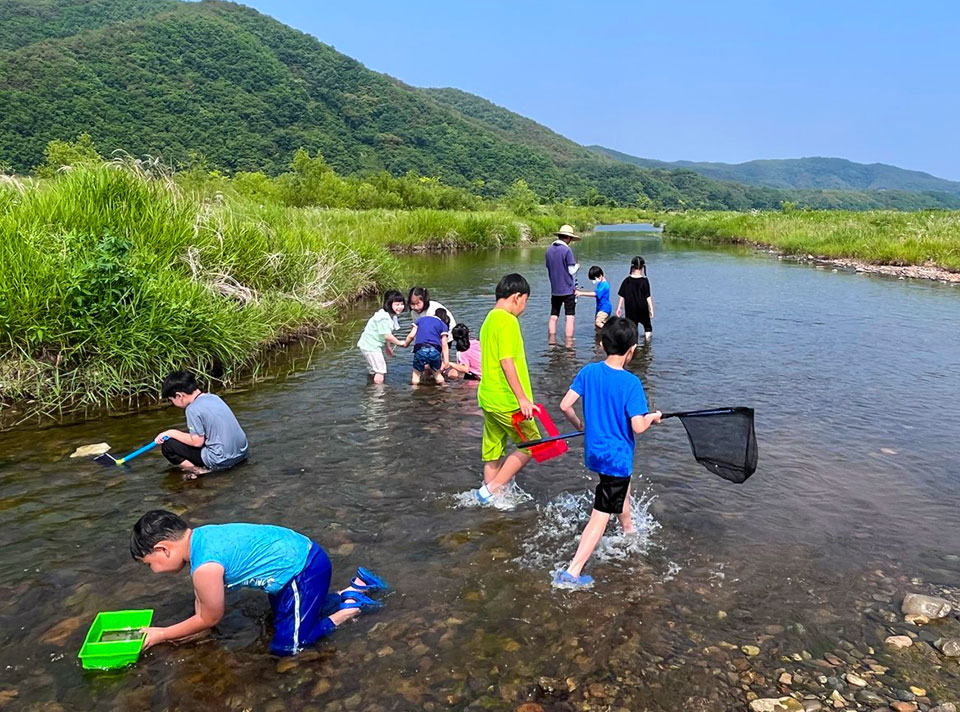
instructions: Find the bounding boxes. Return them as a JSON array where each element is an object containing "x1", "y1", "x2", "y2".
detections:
[
  {"x1": 353, "y1": 566, "x2": 390, "y2": 592},
  {"x1": 553, "y1": 571, "x2": 595, "y2": 589},
  {"x1": 339, "y1": 590, "x2": 384, "y2": 611}
]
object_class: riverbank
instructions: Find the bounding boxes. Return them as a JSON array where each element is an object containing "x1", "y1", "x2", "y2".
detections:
[
  {"x1": 658, "y1": 210, "x2": 960, "y2": 281},
  {"x1": 0, "y1": 163, "x2": 649, "y2": 422}
]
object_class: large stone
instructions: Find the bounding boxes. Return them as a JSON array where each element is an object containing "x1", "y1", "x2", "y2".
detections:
[
  {"x1": 930, "y1": 705, "x2": 958, "y2": 712},
  {"x1": 844, "y1": 673, "x2": 867, "y2": 688},
  {"x1": 855, "y1": 689, "x2": 885, "y2": 706},
  {"x1": 884, "y1": 635, "x2": 913, "y2": 649},
  {"x1": 743, "y1": 645, "x2": 761, "y2": 657},
  {"x1": 902, "y1": 593, "x2": 952, "y2": 619},
  {"x1": 891, "y1": 702, "x2": 918, "y2": 712},
  {"x1": 749, "y1": 698, "x2": 804, "y2": 712},
  {"x1": 938, "y1": 638, "x2": 960, "y2": 657}
]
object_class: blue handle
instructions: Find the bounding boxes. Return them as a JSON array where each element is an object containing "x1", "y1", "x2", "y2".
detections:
[
  {"x1": 519, "y1": 431, "x2": 584, "y2": 449},
  {"x1": 117, "y1": 436, "x2": 167, "y2": 465}
]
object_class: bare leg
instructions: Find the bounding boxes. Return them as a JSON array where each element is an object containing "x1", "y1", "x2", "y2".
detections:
[
  {"x1": 411, "y1": 369, "x2": 421, "y2": 385},
  {"x1": 482, "y1": 458, "x2": 503, "y2": 485},
  {"x1": 548, "y1": 315, "x2": 559, "y2": 336},
  {"x1": 618, "y1": 483, "x2": 636, "y2": 534},
  {"x1": 434, "y1": 368, "x2": 445, "y2": 384},
  {"x1": 565, "y1": 315, "x2": 575, "y2": 339},
  {"x1": 447, "y1": 368, "x2": 462, "y2": 380},
  {"x1": 566, "y1": 509, "x2": 612, "y2": 577},
  {"x1": 179, "y1": 462, "x2": 211, "y2": 479},
  {"x1": 484, "y1": 450, "x2": 533, "y2": 492},
  {"x1": 373, "y1": 373, "x2": 385, "y2": 385}
]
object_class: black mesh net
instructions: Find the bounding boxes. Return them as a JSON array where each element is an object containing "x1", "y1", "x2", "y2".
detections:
[{"x1": 672, "y1": 407, "x2": 757, "y2": 484}]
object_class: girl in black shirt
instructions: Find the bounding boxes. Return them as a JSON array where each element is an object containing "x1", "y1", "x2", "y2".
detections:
[{"x1": 616, "y1": 256, "x2": 654, "y2": 338}]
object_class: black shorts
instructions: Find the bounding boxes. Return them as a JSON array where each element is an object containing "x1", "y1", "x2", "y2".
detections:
[
  {"x1": 594, "y1": 474, "x2": 631, "y2": 514},
  {"x1": 550, "y1": 293, "x2": 577, "y2": 317},
  {"x1": 161, "y1": 438, "x2": 205, "y2": 468},
  {"x1": 626, "y1": 311, "x2": 652, "y2": 333}
]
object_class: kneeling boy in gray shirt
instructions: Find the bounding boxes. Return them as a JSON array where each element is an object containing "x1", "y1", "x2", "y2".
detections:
[{"x1": 156, "y1": 370, "x2": 249, "y2": 476}]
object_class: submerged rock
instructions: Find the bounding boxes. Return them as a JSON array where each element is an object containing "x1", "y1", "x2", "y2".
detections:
[
  {"x1": 749, "y1": 698, "x2": 804, "y2": 712},
  {"x1": 884, "y1": 635, "x2": 913, "y2": 649},
  {"x1": 855, "y1": 689, "x2": 885, "y2": 706},
  {"x1": 902, "y1": 593, "x2": 952, "y2": 619},
  {"x1": 844, "y1": 673, "x2": 867, "y2": 688}
]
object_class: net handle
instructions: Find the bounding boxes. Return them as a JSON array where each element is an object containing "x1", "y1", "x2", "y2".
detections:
[{"x1": 661, "y1": 407, "x2": 751, "y2": 419}]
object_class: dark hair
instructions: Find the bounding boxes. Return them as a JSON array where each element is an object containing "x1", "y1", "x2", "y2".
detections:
[
  {"x1": 451, "y1": 323, "x2": 470, "y2": 351},
  {"x1": 408, "y1": 286, "x2": 429, "y2": 312},
  {"x1": 382, "y1": 289, "x2": 405, "y2": 314},
  {"x1": 161, "y1": 370, "x2": 199, "y2": 399},
  {"x1": 600, "y1": 316, "x2": 638, "y2": 356},
  {"x1": 495, "y1": 273, "x2": 530, "y2": 300},
  {"x1": 130, "y1": 509, "x2": 189, "y2": 559},
  {"x1": 588, "y1": 265, "x2": 604, "y2": 280},
  {"x1": 630, "y1": 256, "x2": 646, "y2": 274},
  {"x1": 433, "y1": 308, "x2": 450, "y2": 326}
]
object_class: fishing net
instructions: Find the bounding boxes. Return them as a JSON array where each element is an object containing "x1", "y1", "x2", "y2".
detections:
[{"x1": 671, "y1": 407, "x2": 757, "y2": 484}]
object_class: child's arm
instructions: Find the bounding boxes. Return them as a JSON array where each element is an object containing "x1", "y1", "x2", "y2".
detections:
[
  {"x1": 440, "y1": 338, "x2": 450, "y2": 369},
  {"x1": 402, "y1": 324, "x2": 418, "y2": 347},
  {"x1": 447, "y1": 360, "x2": 470, "y2": 374},
  {"x1": 143, "y1": 563, "x2": 225, "y2": 649},
  {"x1": 155, "y1": 429, "x2": 204, "y2": 447},
  {"x1": 575, "y1": 289, "x2": 595, "y2": 297},
  {"x1": 647, "y1": 296, "x2": 655, "y2": 320},
  {"x1": 500, "y1": 357, "x2": 537, "y2": 418},
  {"x1": 631, "y1": 411, "x2": 662, "y2": 434},
  {"x1": 615, "y1": 296, "x2": 625, "y2": 317},
  {"x1": 559, "y1": 389, "x2": 584, "y2": 430},
  {"x1": 385, "y1": 333, "x2": 405, "y2": 347}
]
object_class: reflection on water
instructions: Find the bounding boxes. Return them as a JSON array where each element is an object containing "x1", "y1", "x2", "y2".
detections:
[{"x1": 1, "y1": 227, "x2": 959, "y2": 709}]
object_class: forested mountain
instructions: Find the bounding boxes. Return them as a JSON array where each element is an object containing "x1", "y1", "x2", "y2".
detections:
[
  {"x1": 1, "y1": 0, "x2": 958, "y2": 210},
  {"x1": 590, "y1": 146, "x2": 960, "y2": 195}
]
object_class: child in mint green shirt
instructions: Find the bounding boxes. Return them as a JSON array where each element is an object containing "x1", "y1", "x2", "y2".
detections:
[{"x1": 357, "y1": 290, "x2": 407, "y2": 384}]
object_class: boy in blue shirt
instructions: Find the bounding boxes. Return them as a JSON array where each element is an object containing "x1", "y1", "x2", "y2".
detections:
[
  {"x1": 555, "y1": 317, "x2": 661, "y2": 588},
  {"x1": 405, "y1": 308, "x2": 451, "y2": 385},
  {"x1": 130, "y1": 510, "x2": 388, "y2": 656},
  {"x1": 575, "y1": 265, "x2": 613, "y2": 329}
]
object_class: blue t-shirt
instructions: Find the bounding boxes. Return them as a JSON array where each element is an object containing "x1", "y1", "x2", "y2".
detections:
[
  {"x1": 570, "y1": 361, "x2": 649, "y2": 477},
  {"x1": 595, "y1": 280, "x2": 612, "y2": 314},
  {"x1": 190, "y1": 523, "x2": 311, "y2": 594},
  {"x1": 414, "y1": 315, "x2": 448, "y2": 349}
]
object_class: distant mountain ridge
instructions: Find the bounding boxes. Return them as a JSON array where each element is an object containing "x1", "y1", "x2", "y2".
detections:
[
  {"x1": 2, "y1": 0, "x2": 959, "y2": 210},
  {"x1": 589, "y1": 146, "x2": 960, "y2": 195}
]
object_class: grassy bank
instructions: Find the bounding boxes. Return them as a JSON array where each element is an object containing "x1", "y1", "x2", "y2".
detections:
[
  {"x1": 658, "y1": 210, "x2": 960, "y2": 271},
  {"x1": 0, "y1": 163, "x2": 647, "y2": 417}
]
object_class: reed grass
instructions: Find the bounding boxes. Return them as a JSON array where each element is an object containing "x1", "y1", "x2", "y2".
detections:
[
  {"x1": 659, "y1": 210, "x2": 960, "y2": 271},
  {"x1": 0, "y1": 162, "x2": 649, "y2": 415}
]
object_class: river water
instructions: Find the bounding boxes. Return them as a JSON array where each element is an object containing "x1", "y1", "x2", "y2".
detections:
[{"x1": 1, "y1": 227, "x2": 959, "y2": 711}]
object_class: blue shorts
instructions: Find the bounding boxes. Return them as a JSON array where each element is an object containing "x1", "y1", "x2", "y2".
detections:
[
  {"x1": 412, "y1": 345, "x2": 442, "y2": 372},
  {"x1": 269, "y1": 543, "x2": 341, "y2": 655}
]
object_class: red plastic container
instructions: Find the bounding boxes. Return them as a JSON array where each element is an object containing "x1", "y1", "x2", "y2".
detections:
[{"x1": 513, "y1": 404, "x2": 569, "y2": 463}]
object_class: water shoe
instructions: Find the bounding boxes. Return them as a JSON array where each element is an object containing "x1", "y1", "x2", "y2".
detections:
[
  {"x1": 339, "y1": 590, "x2": 384, "y2": 611},
  {"x1": 553, "y1": 571, "x2": 595, "y2": 589},
  {"x1": 353, "y1": 566, "x2": 390, "y2": 592}
]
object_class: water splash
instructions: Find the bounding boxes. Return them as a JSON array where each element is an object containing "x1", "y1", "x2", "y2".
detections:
[
  {"x1": 449, "y1": 480, "x2": 534, "y2": 510},
  {"x1": 517, "y1": 485, "x2": 660, "y2": 571}
]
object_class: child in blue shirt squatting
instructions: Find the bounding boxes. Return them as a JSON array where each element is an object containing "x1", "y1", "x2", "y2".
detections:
[
  {"x1": 405, "y1": 308, "x2": 451, "y2": 385},
  {"x1": 555, "y1": 317, "x2": 661, "y2": 588},
  {"x1": 131, "y1": 510, "x2": 388, "y2": 656},
  {"x1": 576, "y1": 265, "x2": 613, "y2": 329}
]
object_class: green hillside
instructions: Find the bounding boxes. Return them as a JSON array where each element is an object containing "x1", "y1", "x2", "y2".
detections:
[
  {"x1": 1, "y1": 0, "x2": 957, "y2": 210},
  {"x1": 590, "y1": 146, "x2": 960, "y2": 195}
]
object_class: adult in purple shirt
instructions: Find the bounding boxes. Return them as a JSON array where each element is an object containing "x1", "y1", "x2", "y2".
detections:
[{"x1": 545, "y1": 224, "x2": 581, "y2": 339}]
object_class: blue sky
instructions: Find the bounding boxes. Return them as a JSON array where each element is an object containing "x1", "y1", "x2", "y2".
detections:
[{"x1": 239, "y1": 1, "x2": 960, "y2": 180}]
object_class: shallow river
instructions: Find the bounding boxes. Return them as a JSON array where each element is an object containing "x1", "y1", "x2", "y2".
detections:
[{"x1": 2, "y1": 227, "x2": 960, "y2": 711}]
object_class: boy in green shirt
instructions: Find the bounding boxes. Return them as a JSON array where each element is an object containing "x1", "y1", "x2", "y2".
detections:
[{"x1": 475, "y1": 273, "x2": 541, "y2": 504}]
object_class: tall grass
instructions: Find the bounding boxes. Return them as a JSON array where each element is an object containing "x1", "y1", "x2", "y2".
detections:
[
  {"x1": 659, "y1": 210, "x2": 960, "y2": 270},
  {"x1": 0, "y1": 163, "x2": 651, "y2": 416}
]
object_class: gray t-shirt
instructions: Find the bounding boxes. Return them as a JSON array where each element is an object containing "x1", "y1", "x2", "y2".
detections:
[{"x1": 186, "y1": 393, "x2": 249, "y2": 469}]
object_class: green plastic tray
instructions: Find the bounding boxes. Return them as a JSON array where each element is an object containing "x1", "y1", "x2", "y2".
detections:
[{"x1": 78, "y1": 609, "x2": 153, "y2": 670}]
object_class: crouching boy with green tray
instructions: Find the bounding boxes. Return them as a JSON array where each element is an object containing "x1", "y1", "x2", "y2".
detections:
[
  {"x1": 131, "y1": 510, "x2": 388, "y2": 656},
  {"x1": 474, "y1": 273, "x2": 541, "y2": 504}
]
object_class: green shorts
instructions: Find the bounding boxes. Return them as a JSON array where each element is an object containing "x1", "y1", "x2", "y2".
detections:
[{"x1": 481, "y1": 409, "x2": 541, "y2": 462}]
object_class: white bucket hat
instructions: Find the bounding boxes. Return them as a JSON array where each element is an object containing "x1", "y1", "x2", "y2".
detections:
[{"x1": 554, "y1": 224, "x2": 581, "y2": 241}]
